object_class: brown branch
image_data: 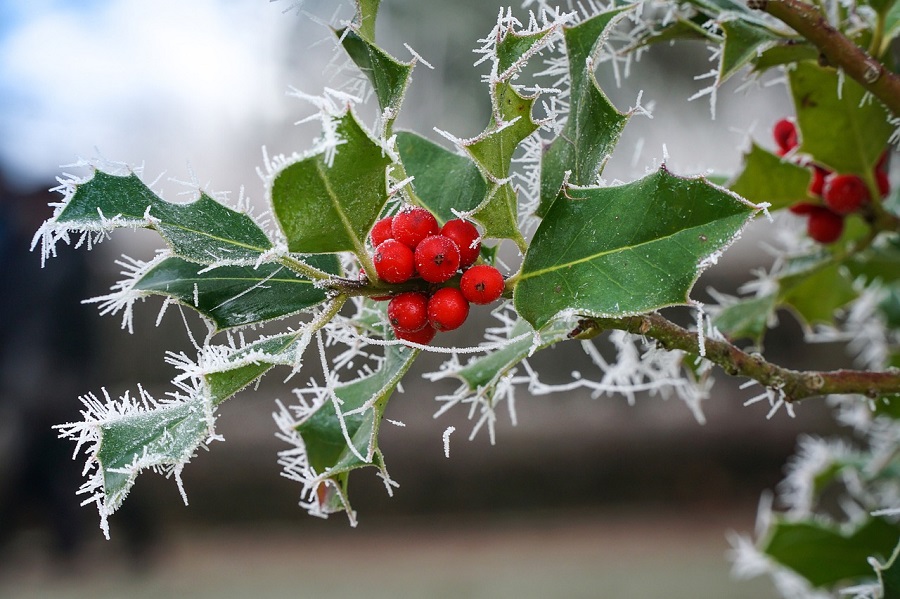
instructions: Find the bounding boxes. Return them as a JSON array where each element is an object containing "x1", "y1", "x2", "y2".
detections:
[
  {"x1": 749, "y1": 0, "x2": 900, "y2": 117},
  {"x1": 578, "y1": 313, "x2": 900, "y2": 402}
]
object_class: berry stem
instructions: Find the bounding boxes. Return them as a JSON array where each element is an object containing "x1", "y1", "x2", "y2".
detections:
[
  {"x1": 279, "y1": 255, "x2": 335, "y2": 280},
  {"x1": 575, "y1": 312, "x2": 900, "y2": 402},
  {"x1": 751, "y1": 0, "x2": 900, "y2": 117}
]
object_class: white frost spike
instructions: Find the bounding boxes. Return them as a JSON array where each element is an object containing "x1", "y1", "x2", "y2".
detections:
[
  {"x1": 443, "y1": 427, "x2": 456, "y2": 458},
  {"x1": 54, "y1": 382, "x2": 219, "y2": 539},
  {"x1": 82, "y1": 252, "x2": 168, "y2": 334}
]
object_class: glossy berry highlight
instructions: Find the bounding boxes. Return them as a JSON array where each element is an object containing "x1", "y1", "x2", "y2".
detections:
[
  {"x1": 441, "y1": 219, "x2": 481, "y2": 267},
  {"x1": 373, "y1": 239, "x2": 415, "y2": 284},
  {"x1": 460, "y1": 265, "x2": 504, "y2": 305},
  {"x1": 415, "y1": 235, "x2": 461, "y2": 283},
  {"x1": 387, "y1": 292, "x2": 429, "y2": 333},
  {"x1": 427, "y1": 287, "x2": 469, "y2": 332},
  {"x1": 392, "y1": 207, "x2": 439, "y2": 249}
]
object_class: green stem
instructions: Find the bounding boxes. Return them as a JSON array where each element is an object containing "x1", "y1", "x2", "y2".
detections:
[
  {"x1": 750, "y1": 0, "x2": 900, "y2": 117},
  {"x1": 869, "y1": 10, "x2": 885, "y2": 58},
  {"x1": 578, "y1": 313, "x2": 900, "y2": 402}
]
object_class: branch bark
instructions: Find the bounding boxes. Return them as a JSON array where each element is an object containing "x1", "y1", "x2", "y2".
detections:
[
  {"x1": 578, "y1": 313, "x2": 900, "y2": 402},
  {"x1": 750, "y1": 0, "x2": 900, "y2": 117}
]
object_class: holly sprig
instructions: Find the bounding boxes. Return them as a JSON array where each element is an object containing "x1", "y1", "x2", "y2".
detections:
[{"x1": 36, "y1": 1, "x2": 900, "y2": 596}]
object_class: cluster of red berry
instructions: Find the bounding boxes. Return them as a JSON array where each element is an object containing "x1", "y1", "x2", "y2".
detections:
[
  {"x1": 774, "y1": 118, "x2": 891, "y2": 244},
  {"x1": 369, "y1": 207, "x2": 505, "y2": 344}
]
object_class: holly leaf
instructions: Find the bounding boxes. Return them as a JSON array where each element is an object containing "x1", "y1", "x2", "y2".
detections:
[
  {"x1": 751, "y1": 43, "x2": 818, "y2": 72},
  {"x1": 778, "y1": 262, "x2": 857, "y2": 329},
  {"x1": 337, "y1": 0, "x2": 413, "y2": 131},
  {"x1": 47, "y1": 171, "x2": 272, "y2": 264},
  {"x1": 712, "y1": 294, "x2": 776, "y2": 344},
  {"x1": 538, "y1": 8, "x2": 631, "y2": 218},
  {"x1": 762, "y1": 516, "x2": 900, "y2": 587},
  {"x1": 271, "y1": 110, "x2": 391, "y2": 256},
  {"x1": 719, "y1": 20, "x2": 778, "y2": 83},
  {"x1": 790, "y1": 61, "x2": 893, "y2": 175},
  {"x1": 729, "y1": 142, "x2": 813, "y2": 210},
  {"x1": 290, "y1": 340, "x2": 419, "y2": 517},
  {"x1": 516, "y1": 167, "x2": 760, "y2": 330},
  {"x1": 132, "y1": 254, "x2": 340, "y2": 331},
  {"x1": 395, "y1": 131, "x2": 487, "y2": 223}
]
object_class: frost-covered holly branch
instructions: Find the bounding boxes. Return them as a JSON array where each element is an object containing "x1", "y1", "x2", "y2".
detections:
[{"x1": 32, "y1": 1, "x2": 900, "y2": 597}]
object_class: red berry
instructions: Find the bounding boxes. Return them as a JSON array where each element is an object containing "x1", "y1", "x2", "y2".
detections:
[
  {"x1": 773, "y1": 118, "x2": 798, "y2": 153},
  {"x1": 789, "y1": 202, "x2": 818, "y2": 215},
  {"x1": 395, "y1": 325, "x2": 436, "y2": 345},
  {"x1": 373, "y1": 239, "x2": 415, "y2": 284},
  {"x1": 823, "y1": 173, "x2": 869, "y2": 214},
  {"x1": 460, "y1": 265, "x2": 504, "y2": 305},
  {"x1": 414, "y1": 235, "x2": 461, "y2": 283},
  {"x1": 876, "y1": 170, "x2": 890, "y2": 198},
  {"x1": 806, "y1": 207, "x2": 844, "y2": 244},
  {"x1": 808, "y1": 165, "x2": 828, "y2": 197},
  {"x1": 427, "y1": 287, "x2": 469, "y2": 332},
  {"x1": 370, "y1": 216, "x2": 394, "y2": 247},
  {"x1": 441, "y1": 219, "x2": 481, "y2": 266},
  {"x1": 387, "y1": 292, "x2": 429, "y2": 333},
  {"x1": 392, "y1": 207, "x2": 439, "y2": 249}
]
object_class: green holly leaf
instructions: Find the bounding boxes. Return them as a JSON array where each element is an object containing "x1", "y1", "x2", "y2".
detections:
[
  {"x1": 271, "y1": 110, "x2": 391, "y2": 257},
  {"x1": 719, "y1": 20, "x2": 778, "y2": 83},
  {"x1": 515, "y1": 167, "x2": 760, "y2": 330},
  {"x1": 132, "y1": 254, "x2": 339, "y2": 331},
  {"x1": 751, "y1": 43, "x2": 818, "y2": 72},
  {"x1": 538, "y1": 8, "x2": 631, "y2": 218},
  {"x1": 712, "y1": 294, "x2": 777, "y2": 344},
  {"x1": 778, "y1": 262, "x2": 857, "y2": 329},
  {"x1": 846, "y1": 238, "x2": 900, "y2": 285},
  {"x1": 291, "y1": 340, "x2": 419, "y2": 517},
  {"x1": 395, "y1": 131, "x2": 487, "y2": 223},
  {"x1": 631, "y1": 17, "x2": 719, "y2": 49},
  {"x1": 337, "y1": 1, "x2": 413, "y2": 132},
  {"x1": 49, "y1": 171, "x2": 272, "y2": 264},
  {"x1": 762, "y1": 516, "x2": 900, "y2": 588},
  {"x1": 95, "y1": 395, "x2": 212, "y2": 512},
  {"x1": 730, "y1": 143, "x2": 813, "y2": 210},
  {"x1": 790, "y1": 61, "x2": 893, "y2": 175},
  {"x1": 878, "y1": 540, "x2": 900, "y2": 597}
]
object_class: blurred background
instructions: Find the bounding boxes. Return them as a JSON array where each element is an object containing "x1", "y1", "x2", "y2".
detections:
[{"x1": 0, "y1": 0, "x2": 850, "y2": 597}]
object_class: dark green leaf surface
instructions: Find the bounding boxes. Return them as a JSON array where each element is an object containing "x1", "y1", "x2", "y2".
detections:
[
  {"x1": 134, "y1": 254, "x2": 339, "y2": 331},
  {"x1": 97, "y1": 396, "x2": 212, "y2": 512},
  {"x1": 297, "y1": 341, "x2": 418, "y2": 477},
  {"x1": 880, "y1": 541, "x2": 900, "y2": 598},
  {"x1": 729, "y1": 143, "x2": 813, "y2": 210},
  {"x1": 752, "y1": 43, "x2": 818, "y2": 72},
  {"x1": 762, "y1": 517, "x2": 900, "y2": 587},
  {"x1": 790, "y1": 61, "x2": 893, "y2": 175},
  {"x1": 719, "y1": 20, "x2": 777, "y2": 83},
  {"x1": 395, "y1": 131, "x2": 487, "y2": 223},
  {"x1": 516, "y1": 168, "x2": 758, "y2": 330},
  {"x1": 779, "y1": 262, "x2": 857, "y2": 328},
  {"x1": 538, "y1": 9, "x2": 630, "y2": 218},
  {"x1": 56, "y1": 171, "x2": 272, "y2": 263},
  {"x1": 272, "y1": 111, "x2": 391, "y2": 256},
  {"x1": 712, "y1": 294, "x2": 776, "y2": 344}
]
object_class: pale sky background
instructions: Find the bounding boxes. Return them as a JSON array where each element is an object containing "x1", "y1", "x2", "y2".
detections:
[{"x1": 0, "y1": 0, "x2": 792, "y2": 202}]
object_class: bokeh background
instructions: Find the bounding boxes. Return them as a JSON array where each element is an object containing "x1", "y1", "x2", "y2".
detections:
[{"x1": 0, "y1": 1, "x2": 850, "y2": 597}]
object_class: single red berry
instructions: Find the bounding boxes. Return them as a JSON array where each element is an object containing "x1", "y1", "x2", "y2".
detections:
[
  {"x1": 441, "y1": 219, "x2": 481, "y2": 267},
  {"x1": 806, "y1": 207, "x2": 844, "y2": 244},
  {"x1": 773, "y1": 118, "x2": 798, "y2": 153},
  {"x1": 427, "y1": 287, "x2": 469, "y2": 332},
  {"x1": 823, "y1": 173, "x2": 870, "y2": 214},
  {"x1": 395, "y1": 324, "x2": 436, "y2": 345},
  {"x1": 876, "y1": 170, "x2": 890, "y2": 198},
  {"x1": 387, "y1": 292, "x2": 429, "y2": 333},
  {"x1": 415, "y1": 235, "x2": 461, "y2": 283},
  {"x1": 392, "y1": 207, "x2": 439, "y2": 249},
  {"x1": 808, "y1": 165, "x2": 829, "y2": 197},
  {"x1": 373, "y1": 239, "x2": 415, "y2": 284},
  {"x1": 460, "y1": 265, "x2": 504, "y2": 305},
  {"x1": 370, "y1": 216, "x2": 394, "y2": 247},
  {"x1": 788, "y1": 202, "x2": 818, "y2": 215}
]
